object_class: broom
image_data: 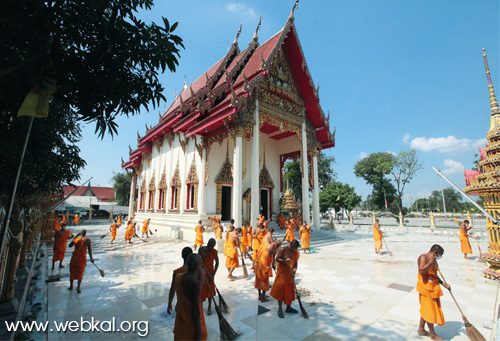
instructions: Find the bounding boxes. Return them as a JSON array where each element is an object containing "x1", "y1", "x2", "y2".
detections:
[
  {"x1": 133, "y1": 233, "x2": 148, "y2": 242},
  {"x1": 100, "y1": 232, "x2": 110, "y2": 239},
  {"x1": 149, "y1": 229, "x2": 153, "y2": 235},
  {"x1": 237, "y1": 247, "x2": 249, "y2": 279},
  {"x1": 438, "y1": 268, "x2": 486, "y2": 341},
  {"x1": 286, "y1": 263, "x2": 308, "y2": 319},
  {"x1": 382, "y1": 236, "x2": 393, "y2": 256},
  {"x1": 470, "y1": 227, "x2": 484, "y2": 262},
  {"x1": 200, "y1": 262, "x2": 230, "y2": 314},
  {"x1": 93, "y1": 263, "x2": 105, "y2": 277},
  {"x1": 205, "y1": 279, "x2": 240, "y2": 340}
]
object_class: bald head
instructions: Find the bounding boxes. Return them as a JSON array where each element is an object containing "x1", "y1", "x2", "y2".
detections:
[
  {"x1": 80, "y1": 229, "x2": 87, "y2": 237},
  {"x1": 181, "y1": 247, "x2": 193, "y2": 260},
  {"x1": 207, "y1": 238, "x2": 216, "y2": 250},
  {"x1": 186, "y1": 253, "x2": 202, "y2": 273}
]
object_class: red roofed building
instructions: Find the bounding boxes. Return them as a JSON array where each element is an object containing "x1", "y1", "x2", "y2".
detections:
[
  {"x1": 62, "y1": 184, "x2": 115, "y2": 202},
  {"x1": 123, "y1": 4, "x2": 335, "y2": 240}
]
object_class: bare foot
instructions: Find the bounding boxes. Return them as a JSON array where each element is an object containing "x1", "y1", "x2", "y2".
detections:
[
  {"x1": 207, "y1": 308, "x2": 212, "y2": 315},
  {"x1": 417, "y1": 329, "x2": 430, "y2": 336},
  {"x1": 464, "y1": 257, "x2": 472, "y2": 260},
  {"x1": 77, "y1": 288, "x2": 82, "y2": 293},
  {"x1": 430, "y1": 335, "x2": 443, "y2": 341},
  {"x1": 261, "y1": 297, "x2": 269, "y2": 302},
  {"x1": 59, "y1": 265, "x2": 65, "y2": 268},
  {"x1": 68, "y1": 287, "x2": 73, "y2": 291}
]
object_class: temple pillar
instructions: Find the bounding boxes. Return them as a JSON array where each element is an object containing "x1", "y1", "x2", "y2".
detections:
[
  {"x1": 312, "y1": 149, "x2": 320, "y2": 227},
  {"x1": 233, "y1": 128, "x2": 244, "y2": 226},
  {"x1": 251, "y1": 99, "x2": 260, "y2": 229},
  {"x1": 128, "y1": 170, "x2": 137, "y2": 219},
  {"x1": 301, "y1": 120, "x2": 310, "y2": 223},
  {"x1": 198, "y1": 146, "x2": 207, "y2": 215}
]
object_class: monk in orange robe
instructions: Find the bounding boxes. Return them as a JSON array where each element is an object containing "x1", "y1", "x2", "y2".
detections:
[
  {"x1": 299, "y1": 222, "x2": 311, "y2": 253},
  {"x1": 110, "y1": 220, "x2": 118, "y2": 244},
  {"x1": 278, "y1": 212, "x2": 285, "y2": 230},
  {"x1": 250, "y1": 225, "x2": 265, "y2": 270},
  {"x1": 172, "y1": 253, "x2": 207, "y2": 341},
  {"x1": 226, "y1": 228, "x2": 240, "y2": 280},
  {"x1": 372, "y1": 218, "x2": 383, "y2": 255},
  {"x1": 199, "y1": 239, "x2": 219, "y2": 315},
  {"x1": 118, "y1": 215, "x2": 122, "y2": 226},
  {"x1": 52, "y1": 225, "x2": 73, "y2": 269},
  {"x1": 255, "y1": 241, "x2": 279, "y2": 302},
  {"x1": 292, "y1": 214, "x2": 299, "y2": 230},
  {"x1": 142, "y1": 218, "x2": 150, "y2": 238},
  {"x1": 73, "y1": 214, "x2": 80, "y2": 227},
  {"x1": 52, "y1": 217, "x2": 62, "y2": 232},
  {"x1": 257, "y1": 213, "x2": 265, "y2": 226},
  {"x1": 263, "y1": 227, "x2": 275, "y2": 244},
  {"x1": 125, "y1": 220, "x2": 135, "y2": 244},
  {"x1": 240, "y1": 222, "x2": 250, "y2": 259},
  {"x1": 248, "y1": 223, "x2": 253, "y2": 250},
  {"x1": 211, "y1": 216, "x2": 223, "y2": 240},
  {"x1": 68, "y1": 230, "x2": 94, "y2": 293},
  {"x1": 459, "y1": 220, "x2": 476, "y2": 260},
  {"x1": 270, "y1": 240, "x2": 300, "y2": 318},
  {"x1": 168, "y1": 247, "x2": 193, "y2": 314},
  {"x1": 62, "y1": 215, "x2": 68, "y2": 225},
  {"x1": 193, "y1": 220, "x2": 204, "y2": 251},
  {"x1": 285, "y1": 220, "x2": 295, "y2": 245},
  {"x1": 417, "y1": 244, "x2": 450, "y2": 341}
]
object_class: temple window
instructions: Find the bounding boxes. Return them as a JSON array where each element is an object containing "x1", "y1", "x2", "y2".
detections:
[
  {"x1": 139, "y1": 177, "x2": 146, "y2": 210},
  {"x1": 186, "y1": 158, "x2": 199, "y2": 210},
  {"x1": 158, "y1": 169, "x2": 168, "y2": 210},
  {"x1": 147, "y1": 173, "x2": 156, "y2": 210},
  {"x1": 170, "y1": 161, "x2": 181, "y2": 211}
]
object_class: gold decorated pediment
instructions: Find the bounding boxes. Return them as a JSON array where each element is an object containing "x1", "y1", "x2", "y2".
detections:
[
  {"x1": 267, "y1": 48, "x2": 303, "y2": 105},
  {"x1": 140, "y1": 177, "x2": 146, "y2": 193},
  {"x1": 215, "y1": 154, "x2": 233, "y2": 184},
  {"x1": 158, "y1": 167, "x2": 168, "y2": 189},
  {"x1": 171, "y1": 161, "x2": 181, "y2": 187},
  {"x1": 187, "y1": 157, "x2": 199, "y2": 184},
  {"x1": 259, "y1": 163, "x2": 274, "y2": 189},
  {"x1": 148, "y1": 173, "x2": 156, "y2": 191}
]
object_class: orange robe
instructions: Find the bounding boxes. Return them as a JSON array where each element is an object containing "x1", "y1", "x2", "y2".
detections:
[
  {"x1": 53, "y1": 229, "x2": 71, "y2": 262},
  {"x1": 286, "y1": 224, "x2": 295, "y2": 242},
  {"x1": 62, "y1": 215, "x2": 67, "y2": 225},
  {"x1": 195, "y1": 224, "x2": 204, "y2": 246},
  {"x1": 293, "y1": 217, "x2": 299, "y2": 229},
  {"x1": 248, "y1": 226, "x2": 253, "y2": 246},
  {"x1": 69, "y1": 237, "x2": 87, "y2": 280},
  {"x1": 118, "y1": 216, "x2": 122, "y2": 225},
  {"x1": 270, "y1": 251, "x2": 300, "y2": 305},
  {"x1": 300, "y1": 226, "x2": 311, "y2": 248},
  {"x1": 258, "y1": 216, "x2": 265, "y2": 225},
  {"x1": 215, "y1": 221, "x2": 222, "y2": 240},
  {"x1": 142, "y1": 220, "x2": 149, "y2": 233},
  {"x1": 174, "y1": 266, "x2": 187, "y2": 275},
  {"x1": 459, "y1": 225, "x2": 472, "y2": 254},
  {"x1": 278, "y1": 214, "x2": 285, "y2": 228},
  {"x1": 53, "y1": 219, "x2": 61, "y2": 232},
  {"x1": 173, "y1": 273, "x2": 208, "y2": 341},
  {"x1": 110, "y1": 223, "x2": 117, "y2": 242},
  {"x1": 252, "y1": 230, "x2": 265, "y2": 261},
  {"x1": 125, "y1": 223, "x2": 134, "y2": 240},
  {"x1": 254, "y1": 242, "x2": 273, "y2": 291},
  {"x1": 416, "y1": 264, "x2": 445, "y2": 326},
  {"x1": 225, "y1": 234, "x2": 239, "y2": 269},
  {"x1": 240, "y1": 225, "x2": 248, "y2": 252},
  {"x1": 372, "y1": 223, "x2": 382, "y2": 249},
  {"x1": 73, "y1": 214, "x2": 80, "y2": 226},
  {"x1": 201, "y1": 249, "x2": 217, "y2": 301}
]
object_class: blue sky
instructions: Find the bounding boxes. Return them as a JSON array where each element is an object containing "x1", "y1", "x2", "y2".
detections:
[{"x1": 78, "y1": 0, "x2": 499, "y2": 207}]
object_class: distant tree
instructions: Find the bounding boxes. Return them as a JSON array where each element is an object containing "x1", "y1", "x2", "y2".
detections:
[
  {"x1": 282, "y1": 159, "x2": 302, "y2": 203},
  {"x1": 1, "y1": 0, "x2": 184, "y2": 138},
  {"x1": 317, "y1": 152, "x2": 336, "y2": 189},
  {"x1": 319, "y1": 181, "x2": 362, "y2": 214},
  {"x1": 389, "y1": 149, "x2": 423, "y2": 214},
  {"x1": 111, "y1": 172, "x2": 131, "y2": 206}
]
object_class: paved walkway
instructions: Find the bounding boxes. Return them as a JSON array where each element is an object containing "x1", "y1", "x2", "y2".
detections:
[{"x1": 42, "y1": 223, "x2": 497, "y2": 340}]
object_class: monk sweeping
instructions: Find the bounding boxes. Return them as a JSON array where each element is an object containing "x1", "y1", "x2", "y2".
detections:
[
  {"x1": 52, "y1": 216, "x2": 61, "y2": 232},
  {"x1": 372, "y1": 218, "x2": 383, "y2": 255},
  {"x1": 270, "y1": 239, "x2": 300, "y2": 318},
  {"x1": 199, "y1": 239, "x2": 219, "y2": 315},
  {"x1": 142, "y1": 218, "x2": 151, "y2": 238},
  {"x1": 263, "y1": 227, "x2": 275, "y2": 244},
  {"x1": 118, "y1": 215, "x2": 122, "y2": 226},
  {"x1": 257, "y1": 212, "x2": 265, "y2": 226},
  {"x1": 211, "y1": 216, "x2": 223, "y2": 240},
  {"x1": 285, "y1": 219, "x2": 295, "y2": 245},
  {"x1": 292, "y1": 214, "x2": 299, "y2": 230},
  {"x1": 255, "y1": 241, "x2": 279, "y2": 302},
  {"x1": 68, "y1": 230, "x2": 94, "y2": 293},
  {"x1": 62, "y1": 214, "x2": 67, "y2": 225},
  {"x1": 299, "y1": 222, "x2": 311, "y2": 253},
  {"x1": 52, "y1": 224, "x2": 73, "y2": 269},
  {"x1": 110, "y1": 219, "x2": 118, "y2": 244},
  {"x1": 125, "y1": 220, "x2": 135, "y2": 244},
  {"x1": 417, "y1": 244, "x2": 450, "y2": 341},
  {"x1": 193, "y1": 220, "x2": 204, "y2": 251},
  {"x1": 240, "y1": 222, "x2": 250, "y2": 259},
  {"x1": 250, "y1": 224, "x2": 265, "y2": 270},
  {"x1": 459, "y1": 220, "x2": 477, "y2": 260},
  {"x1": 172, "y1": 253, "x2": 207, "y2": 341},
  {"x1": 226, "y1": 227, "x2": 240, "y2": 280},
  {"x1": 73, "y1": 213, "x2": 80, "y2": 227},
  {"x1": 168, "y1": 247, "x2": 194, "y2": 314}
]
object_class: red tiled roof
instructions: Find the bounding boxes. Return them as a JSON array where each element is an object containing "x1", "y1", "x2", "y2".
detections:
[{"x1": 63, "y1": 185, "x2": 115, "y2": 202}]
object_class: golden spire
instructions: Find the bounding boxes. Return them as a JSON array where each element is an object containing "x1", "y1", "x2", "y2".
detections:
[
  {"x1": 483, "y1": 48, "x2": 500, "y2": 115},
  {"x1": 233, "y1": 23, "x2": 242, "y2": 45},
  {"x1": 288, "y1": 0, "x2": 299, "y2": 23},
  {"x1": 253, "y1": 14, "x2": 261, "y2": 41}
]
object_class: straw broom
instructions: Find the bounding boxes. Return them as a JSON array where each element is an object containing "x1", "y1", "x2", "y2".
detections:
[
  {"x1": 133, "y1": 233, "x2": 148, "y2": 242},
  {"x1": 205, "y1": 278, "x2": 240, "y2": 340},
  {"x1": 237, "y1": 246, "x2": 249, "y2": 279},
  {"x1": 382, "y1": 236, "x2": 393, "y2": 256},
  {"x1": 149, "y1": 228, "x2": 153, "y2": 235},
  {"x1": 437, "y1": 268, "x2": 486, "y2": 341},
  {"x1": 92, "y1": 263, "x2": 105, "y2": 277},
  {"x1": 100, "y1": 232, "x2": 110, "y2": 239},
  {"x1": 470, "y1": 226, "x2": 484, "y2": 262},
  {"x1": 200, "y1": 261, "x2": 230, "y2": 314},
  {"x1": 285, "y1": 264, "x2": 308, "y2": 319}
]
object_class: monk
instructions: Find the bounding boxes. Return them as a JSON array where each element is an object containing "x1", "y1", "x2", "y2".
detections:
[
  {"x1": 172, "y1": 253, "x2": 207, "y2": 341},
  {"x1": 226, "y1": 227, "x2": 240, "y2": 280},
  {"x1": 68, "y1": 230, "x2": 94, "y2": 293},
  {"x1": 372, "y1": 218, "x2": 383, "y2": 255},
  {"x1": 299, "y1": 222, "x2": 311, "y2": 253},
  {"x1": 52, "y1": 224, "x2": 73, "y2": 269},
  {"x1": 278, "y1": 212, "x2": 285, "y2": 230},
  {"x1": 52, "y1": 216, "x2": 61, "y2": 232},
  {"x1": 168, "y1": 247, "x2": 194, "y2": 314},
  {"x1": 110, "y1": 219, "x2": 118, "y2": 244},
  {"x1": 255, "y1": 241, "x2": 279, "y2": 302},
  {"x1": 257, "y1": 212, "x2": 265, "y2": 226},
  {"x1": 211, "y1": 216, "x2": 223, "y2": 240},
  {"x1": 199, "y1": 239, "x2": 219, "y2": 315},
  {"x1": 142, "y1": 218, "x2": 151, "y2": 238},
  {"x1": 285, "y1": 219, "x2": 295, "y2": 245},
  {"x1": 417, "y1": 244, "x2": 450, "y2": 341},
  {"x1": 62, "y1": 214, "x2": 68, "y2": 225},
  {"x1": 292, "y1": 214, "x2": 299, "y2": 230},
  {"x1": 118, "y1": 215, "x2": 122, "y2": 226},
  {"x1": 240, "y1": 222, "x2": 250, "y2": 259},
  {"x1": 250, "y1": 224, "x2": 266, "y2": 270},
  {"x1": 459, "y1": 220, "x2": 477, "y2": 260},
  {"x1": 194, "y1": 220, "x2": 204, "y2": 251},
  {"x1": 247, "y1": 222, "x2": 253, "y2": 251},
  {"x1": 270, "y1": 239, "x2": 300, "y2": 318},
  {"x1": 73, "y1": 213, "x2": 80, "y2": 227},
  {"x1": 125, "y1": 220, "x2": 135, "y2": 244}
]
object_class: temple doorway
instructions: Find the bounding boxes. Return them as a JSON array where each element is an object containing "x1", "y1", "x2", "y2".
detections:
[
  {"x1": 260, "y1": 188, "x2": 269, "y2": 220},
  {"x1": 221, "y1": 186, "x2": 232, "y2": 221}
]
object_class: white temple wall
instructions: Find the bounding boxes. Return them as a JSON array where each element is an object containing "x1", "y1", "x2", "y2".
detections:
[{"x1": 277, "y1": 135, "x2": 301, "y2": 156}]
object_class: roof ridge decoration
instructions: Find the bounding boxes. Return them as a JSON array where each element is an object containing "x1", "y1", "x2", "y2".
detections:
[
  {"x1": 483, "y1": 48, "x2": 500, "y2": 116},
  {"x1": 289, "y1": 0, "x2": 299, "y2": 23},
  {"x1": 253, "y1": 14, "x2": 262, "y2": 42},
  {"x1": 234, "y1": 23, "x2": 242, "y2": 45}
]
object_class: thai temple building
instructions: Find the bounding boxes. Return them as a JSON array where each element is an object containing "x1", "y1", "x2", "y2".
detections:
[
  {"x1": 463, "y1": 48, "x2": 500, "y2": 281},
  {"x1": 122, "y1": 3, "x2": 335, "y2": 240}
]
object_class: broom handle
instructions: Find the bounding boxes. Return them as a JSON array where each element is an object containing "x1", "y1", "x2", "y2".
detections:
[
  {"x1": 92, "y1": 262, "x2": 101, "y2": 271},
  {"x1": 437, "y1": 268, "x2": 465, "y2": 317},
  {"x1": 470, "y1": 227, "x2": 482, "y2": 253},
  {"x1": 200, "y1": 261, "x2": 216, "y2": 298},
  {"x1": 382, "y1": 236, "x2": 390, "y2": 251}
]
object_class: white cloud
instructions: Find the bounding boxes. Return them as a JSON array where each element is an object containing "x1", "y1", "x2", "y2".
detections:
[
  {"x1": 402, "y1": 133, "x2": 410, "y2": 145},
  {"x1": 386, "y1": 150, "x2": 397, "y2": 156},
  {"x1": 410, "y1": 136, "x2": 485, "y2": 154},
  {"x1": 441, "y1": 159, "x2": 464, "y2": 175},
  {"x1": 358, "y1": 151, "x2": 368, "y2": 159},
  {"x1": 226, "y1": 3, "x2": 257, "y2": 17}
]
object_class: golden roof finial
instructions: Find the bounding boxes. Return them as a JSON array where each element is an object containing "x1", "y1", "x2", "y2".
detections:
[
  {"x1": 253, "y1": 14, "x2": 262, "y2": 41},
  {"x1": 183, "y1": 75, "x2": 188, "y2": 90},
  {"x1": 289, "y1": 0, "x2": 299, "y2": 23},
  {"x1": 233, "y1": 23, "x2": 242, "y2": 45},
  {"x1": 483, "y1": 48, "x2": 499, "y2": 115}
]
